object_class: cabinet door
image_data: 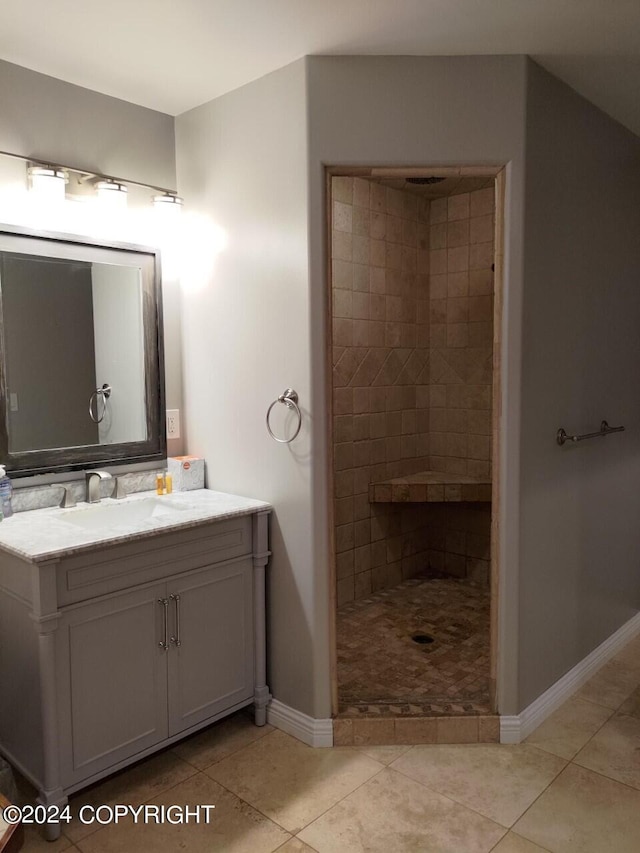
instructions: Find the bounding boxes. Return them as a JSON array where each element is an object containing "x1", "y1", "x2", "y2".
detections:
[
  {"x1": 57, "y1": 583, "x2": 169, "y2": 786},
  {"x1": 167, "y1": 558, "x2": 254, "y2": 736}
]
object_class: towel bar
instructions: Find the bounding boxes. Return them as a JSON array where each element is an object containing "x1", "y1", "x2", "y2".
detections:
[{"x1": 556, "y1": 420, "x2": 625, "y2": 446}]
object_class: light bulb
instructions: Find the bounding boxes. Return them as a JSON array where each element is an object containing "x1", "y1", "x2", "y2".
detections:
[
  {"x1": 153, "y1": 192, "x2": 183, "y2": 214},
  {"x1": 95, "y1": 180, "x2": 128, "y2": 209},
  {"x1": 27, "y1": 166, "x2": 67, "y2": 204}
]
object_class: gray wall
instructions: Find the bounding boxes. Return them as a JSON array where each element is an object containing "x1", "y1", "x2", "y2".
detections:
[
  {"x1": 0, "y1": 60, "x2": 182, "y2": 455},
  {"x1": 306, "y1": 55, "x2": 529, "y2": 715},
  {"x1": 0, "y1": 59, "x2": 176, "y2": 191},
  {"x1": 175, "y1": 61, "x2": 317, "y2": 714},
  {"x1": 518, "y1": 61, "x2": 640, "y2": 709},
  {"x1": 176, "y1": 55, "x2": 640, "y2": 720},
  {"x1": 176, "y1": 56, "x2": 530, "y2": 718}
]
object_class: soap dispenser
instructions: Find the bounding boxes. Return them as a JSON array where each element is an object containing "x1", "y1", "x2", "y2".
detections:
[{"x1": 0, "y1": 465, "x2": 13, "y2": 518}]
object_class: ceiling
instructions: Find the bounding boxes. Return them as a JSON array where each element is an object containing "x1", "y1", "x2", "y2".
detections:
[{"x1": 0, "y1": 0, "x2": 639, "y2": 135}]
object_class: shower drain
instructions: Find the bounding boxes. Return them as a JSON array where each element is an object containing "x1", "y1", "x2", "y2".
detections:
[{"x1": 411, "y1": 633, "x2": 435, "y2": 645}]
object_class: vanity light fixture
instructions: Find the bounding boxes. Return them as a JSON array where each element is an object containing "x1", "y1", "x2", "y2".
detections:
[
  {"x1": 27, "y1": 164, "x2": 67, "y2": 203},
  {"x1": 95, "y1": 179, "x2": 128, "y2": 208},
  {"x1": 4, "y1": 148, "x2": 183, "y2": 210},
  {"x1": 153, "y1": 192, "x2": 184, "y2": 212}
]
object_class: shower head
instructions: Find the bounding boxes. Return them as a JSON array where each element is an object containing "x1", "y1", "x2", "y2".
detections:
[{"x1": 405, "y1": 177, "x2": 446, "y2": 185}]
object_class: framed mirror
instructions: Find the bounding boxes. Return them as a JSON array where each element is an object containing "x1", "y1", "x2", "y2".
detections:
[{"x1": 0, "y1": 225, "x2": 166, "y2": 476}]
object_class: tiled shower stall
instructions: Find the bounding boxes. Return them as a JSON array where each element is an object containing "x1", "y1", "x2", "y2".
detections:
[
  {"x1": 331, "y1": 174, "x2": 496, "y2": 721},
  {"x1": 331, "y1": 176, "x2": 495, "y2": 606}
]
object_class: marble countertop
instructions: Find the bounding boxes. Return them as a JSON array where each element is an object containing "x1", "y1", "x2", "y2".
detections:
[{"x1": 0, "y1": 489, "x2": 271, "y2": 563}]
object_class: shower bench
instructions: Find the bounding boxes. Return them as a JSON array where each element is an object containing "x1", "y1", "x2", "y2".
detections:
[{"x1": 368, "y1": 471, "x2": 491, "y2": 504}]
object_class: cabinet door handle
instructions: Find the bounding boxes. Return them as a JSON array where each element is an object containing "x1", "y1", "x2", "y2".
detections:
[
  {"x1": 158, "y1": 598, "x2": 169, "y2": 651},
  {"x1": 170, "y1": 594, "x2": 181, "y2": 647}
]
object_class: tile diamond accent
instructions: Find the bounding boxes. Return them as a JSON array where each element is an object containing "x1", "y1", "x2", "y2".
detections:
[{"x1": 337, "y1": 575, "x2": 490, "y2": 714}]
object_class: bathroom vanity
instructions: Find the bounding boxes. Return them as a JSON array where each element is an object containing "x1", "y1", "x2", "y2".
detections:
[
  {"x1": 0, "y1": 225, "x2": 270, "y2": 840},
  {"x1": 0, "y1": 489, "x2": 271, "y2": 840}
]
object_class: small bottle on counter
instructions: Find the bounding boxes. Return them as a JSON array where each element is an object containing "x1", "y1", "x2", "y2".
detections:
[
  {"x1": 156, "y1": 473, "x2": 165, "y2": 495},
  {"x1": 0, "y1": 465, "x2": 13, "y2": 518},
  {"x1": 165, "y1": 472, "x2": 173, "y2": 494}
]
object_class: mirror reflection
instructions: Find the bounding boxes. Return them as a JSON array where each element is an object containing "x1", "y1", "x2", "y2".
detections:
[{"x1": 1, "y1": 253, "x2": 146, "y2": 452}]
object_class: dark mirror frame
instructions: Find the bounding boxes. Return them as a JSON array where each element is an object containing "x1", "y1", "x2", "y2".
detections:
[{"x1": 0, "y1": 224, "x2": 166, "y2": 477}]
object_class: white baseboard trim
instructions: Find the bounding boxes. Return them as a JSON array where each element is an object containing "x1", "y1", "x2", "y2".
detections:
[
  {"x1": 501, "y1": 610, "x2": 640, "y2": 744},
  {"x1": 267, "y1": 699, "x2": 333, "y2": 747}
]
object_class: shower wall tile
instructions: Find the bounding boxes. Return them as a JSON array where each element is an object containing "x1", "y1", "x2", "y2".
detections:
[
  {"x1": 331, "y1": 177, "x2": 430, "y2": 603},
  {"x1": 332, "y1": 176, "x2": 353, "y2": 204},
  {"x1": 428, "y1": 186, "x2": 495, "y2": 480},
  {"x1": 448, "y1": 192, "x2": 470, "y2": 221},
  {"x1": 332, "y1": 179, "x2": 495, "y2": 602}
]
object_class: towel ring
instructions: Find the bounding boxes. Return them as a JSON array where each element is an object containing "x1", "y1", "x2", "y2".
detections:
[
  {"x1": 89, "y1": 383, "x2": 111, "y2": 424},
  {"x1": 266, "y1": 389, "x2": 302, "y2": 444}
]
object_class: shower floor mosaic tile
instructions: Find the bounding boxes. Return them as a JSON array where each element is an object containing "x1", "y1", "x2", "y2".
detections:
[{"x1": 337, "y1": 574, "x2": 491, "y2": 716}]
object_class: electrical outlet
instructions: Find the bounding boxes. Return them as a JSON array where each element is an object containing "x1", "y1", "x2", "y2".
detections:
[{"x1": 166, "y1": 409, "x2": 180, "y2": 439}]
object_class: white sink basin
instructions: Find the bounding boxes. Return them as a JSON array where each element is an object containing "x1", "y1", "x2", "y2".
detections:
[{"x1": 62, "y1": 498, "x2": 191, "y2": 531}]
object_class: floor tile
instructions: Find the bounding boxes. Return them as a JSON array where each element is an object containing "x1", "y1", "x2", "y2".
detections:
[
  {"x1": 351, "y1": 717, "x2": 395, "y2": 745},
  {"x1": 611, "y1": 635, "x2": 640, "y2": 668},
  {"x1": 514, "y1": 763, "x2": 640, "y2": 853},
  {"x1": 491, "y1": 833, "x2": 550, "y2": 852},
  {"x1": 21, "y1": 826, "x2": 74, "y2": 852},
  {"x1": 275, "y1": 839, "x2": 318, "y2": 852},
  {"x1": 574, "y1": 658, "x2": 640, "y2": 709},
  {"x1": 172, "y1": 711, "x2": 273, "y2": 770},
  {"x1": 65, "y1": 749, "x2": 197, "y2": 842},
  {"x1": 298, "y1": 767, "x2": 505, "y2": 853},
  {"x1": 479, "y1": 716, "x2": 500, "y2": 743},
  {"x1": 617, "y1": 685, "x2": 640, "y2": 718},
  {"x1": 391, "y1": 744, "x2": 565, "y2": 827},
  {"x1": 573, "y1": 713, "x2": 640, "y2": 789},
  {"x1": 332, "y1": 718, "x2": 354, "y2": 746},
  {"x1": 205, "y1": 729, "x2": 382, "y2": 833},
  {"x1": 436, "y1": 716, "x2": 478, "y2": 743},
  {"x1": 353, "y1": 744, "x2": 412, "y2": 765},
  {"x1": 395, "y1": 716, "x2": 438, "y2": 744},
  {"x1": 76, "y1": 772, "x2": 289, "y2": 853},
  {"x1": 524, "y1": 698, "x2": 612, "y2": 760}
]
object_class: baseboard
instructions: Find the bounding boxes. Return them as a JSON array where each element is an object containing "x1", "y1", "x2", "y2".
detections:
[
  {"x1": 501, "y1": 610, "x2": 640, "y2": 744},
  {"x1": 267, "y1": 699, "x2": 333, "y2": 748}
]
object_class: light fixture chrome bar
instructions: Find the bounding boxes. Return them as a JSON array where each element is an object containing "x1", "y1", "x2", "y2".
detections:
[
  {"x1": 153, "y1": 192, "x2": 183, "y2": 207},
  {"x1": 0, "y1": 147, "x2": 178, "y2": 196},
  {"x1": 556, "y1": 420, "x2": 625, "y2": 446}
]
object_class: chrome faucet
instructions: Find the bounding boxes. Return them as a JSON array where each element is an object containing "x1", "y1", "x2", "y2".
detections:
[
  {"x1": 55, "y1": 484, "x2": 77, "y2": 508},
  {"x1": 85, "y1": 470, "x2": 112, "y2": 504}
]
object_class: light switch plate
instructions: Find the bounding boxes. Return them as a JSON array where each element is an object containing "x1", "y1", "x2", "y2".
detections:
[{"x1": 166, "y1": 409, "x2": 180, "y2": 439}]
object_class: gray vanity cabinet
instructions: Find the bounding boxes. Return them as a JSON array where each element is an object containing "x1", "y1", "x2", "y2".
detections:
[
  {"x1": 56, "y1": 557, "x2": 256, "y2": 787},
  {"x1": 166, "y1": 558, "x2": 254, "y2": 736},
  {"x1": 56, "y1": 582, "x2": 170, "y2": 787},
  {"x1": 0, "y1": 505, "x2": 270, "y2": 841}
]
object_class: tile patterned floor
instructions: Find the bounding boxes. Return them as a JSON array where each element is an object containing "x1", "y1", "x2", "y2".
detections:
[
  {"x1": 13, "y1": 632, "x2": 640, "y2": 852},
  {"x1": 337, "y1": 574, "x2": 491, "y2": 716}
]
